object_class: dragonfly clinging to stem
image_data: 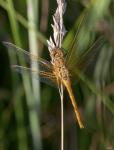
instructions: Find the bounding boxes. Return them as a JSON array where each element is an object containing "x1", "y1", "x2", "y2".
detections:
[{"x1": 3, "y1": 11, "x2": 104, "y2": 129}]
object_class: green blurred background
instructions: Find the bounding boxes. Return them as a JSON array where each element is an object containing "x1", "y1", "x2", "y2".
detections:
[{"x1": 0, "y1": 0, "x2": 114, "y2": 149}]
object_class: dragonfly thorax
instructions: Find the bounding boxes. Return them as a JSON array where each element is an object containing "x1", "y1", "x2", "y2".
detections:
[{"x1": 50, "y1": 48, "x2": 69, "y2": 80}]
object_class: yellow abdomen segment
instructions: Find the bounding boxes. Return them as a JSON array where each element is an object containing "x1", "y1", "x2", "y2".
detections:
[{"x1": 63, "y1": 79, "x2": 84, "y2": 129}]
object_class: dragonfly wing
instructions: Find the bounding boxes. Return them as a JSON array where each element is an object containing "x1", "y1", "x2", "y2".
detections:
[
  {"x1": 68, "y1": 36, "x2": 104, "y2": 80},
  {"x1": 3, "y1": 42, "x2": 52, "y2": 71},
  {"x1": 64, "y1": 10, "x2": 88, "y2": 65},
  {"x1": 12, "y1": 65, "x2": 57, "y2": 88},
  {"x1": 75, "y1": 36, "x2": 104, "y2": 71}
]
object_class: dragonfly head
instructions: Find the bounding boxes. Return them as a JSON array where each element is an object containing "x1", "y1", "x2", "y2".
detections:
[{"x1": 50, "y1": 48, "x2": 64, "y2": 60}]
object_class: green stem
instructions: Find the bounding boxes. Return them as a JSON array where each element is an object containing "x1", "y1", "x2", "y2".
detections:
[
  {"x1": 6, "y1": 0, "x2": 35, "y2": 149},
  {"x1": 0, "y1": 0, "x2": 47, "y2": 45},
  {"x1": 27, "y1": 0, "x2": 42, "y2": 149}
]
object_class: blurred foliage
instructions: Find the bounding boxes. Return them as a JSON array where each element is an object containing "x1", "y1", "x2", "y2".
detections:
[{"x1": 0, "y1": 0, "x2": 114, "y2": 150}]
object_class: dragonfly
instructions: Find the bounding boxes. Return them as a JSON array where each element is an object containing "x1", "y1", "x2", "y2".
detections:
[{"x1": 3, "y1": 14, "x2": 103, "y2": 129}]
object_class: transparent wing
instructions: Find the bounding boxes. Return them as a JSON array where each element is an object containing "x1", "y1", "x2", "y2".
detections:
[
  {"x1": 64, "y1": 10, "x2": 88, "y2": 65},
  {"x1": 3, "y1": 42, "x2": 52, "y2": 72},
  {"x1": 68, "y1": 36, "x2": 104, "y2": 80},
  {"x1": 12, "y1": 65, "x2": 57, "y2": 87}
]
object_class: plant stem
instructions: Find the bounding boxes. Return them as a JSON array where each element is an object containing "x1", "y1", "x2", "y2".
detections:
[
  {"x1": 27, "y1": 0, "x2": 42, "y2": 149},
  {"x1": 0, "y1": 1, "x2": 47, "y2": 45},
  {"x1": 59, "y1": 84, "x2": 64, "y2": 150},
  {"x1": 6, "y1": 0, "x2": 31, "y2": 150}
]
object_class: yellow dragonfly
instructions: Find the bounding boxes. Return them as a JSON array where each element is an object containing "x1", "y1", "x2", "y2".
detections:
[{"x1": 3, "y1": 15, "x2": 103, "y2": 129}]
